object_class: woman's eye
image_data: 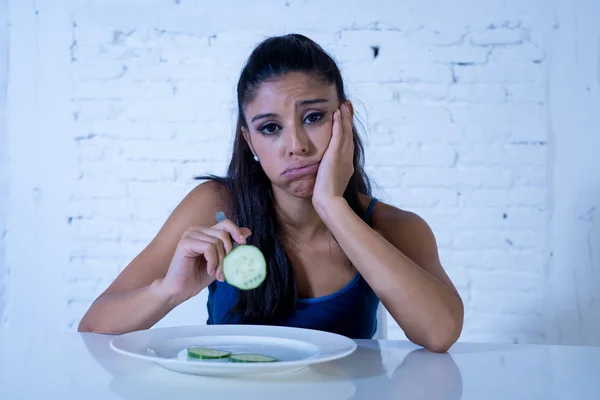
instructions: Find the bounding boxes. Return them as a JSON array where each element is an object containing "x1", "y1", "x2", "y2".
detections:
[
  {"x1": 304, "y1": 113, "x2": 324, "y2": 124},
  {"x1": 260, "y1": 123, "x2": 279, "y2": 135}
]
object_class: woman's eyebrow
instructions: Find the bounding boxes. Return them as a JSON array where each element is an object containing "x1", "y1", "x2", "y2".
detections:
[
  {"x1": 251, "y1": 113, "x2": 278, "y2": 123},
  {"x1": 297, "y1": 98, "x2": 328, "y2": 106},
  {"x1": 250, "y1": 99, "x2": 329, "y2": 122}
]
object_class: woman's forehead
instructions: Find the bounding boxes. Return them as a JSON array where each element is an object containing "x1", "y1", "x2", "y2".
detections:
[{"x1": 247, "y1": 72, "x2": 337, "y2": 109}]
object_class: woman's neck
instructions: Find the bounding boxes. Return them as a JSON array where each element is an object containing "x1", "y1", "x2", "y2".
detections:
[{"x1": 272, "y1": 186, "x2": 328, "y2": 243}]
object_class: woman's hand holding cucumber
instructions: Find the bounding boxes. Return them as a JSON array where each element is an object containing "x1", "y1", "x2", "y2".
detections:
[{"x1": 158, "y1": 219, "x2": 252, "y2": 305}]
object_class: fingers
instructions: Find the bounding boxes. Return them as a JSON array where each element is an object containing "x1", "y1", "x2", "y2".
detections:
[
  {"x1": 182, "y1": 231, "x2": 223, "y2": 279},
  {"x1": 183, "y1": 220, "x2": 253, "y2": 283},
  {"x1": 341, "y1": 102, "x2": 355, "y2": 154},
  {"x1": 213, "y1": 219, "x2": 252, "y2": 244},
  {"x1": 190, "y1": 227, "x2": 234, "y2": 253},
  {"x1": 330, "y1": 109, "x2": 343, "y2": 148}
]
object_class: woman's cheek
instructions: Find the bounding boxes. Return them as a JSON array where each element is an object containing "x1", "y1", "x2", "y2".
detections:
[{"x1": 315, "y1": 122, "x2": 333, "y2": 152}]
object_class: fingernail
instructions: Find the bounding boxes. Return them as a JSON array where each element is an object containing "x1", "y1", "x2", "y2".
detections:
[{"x1": 239, "y1": 235, "x2": 246, "y2": 243}]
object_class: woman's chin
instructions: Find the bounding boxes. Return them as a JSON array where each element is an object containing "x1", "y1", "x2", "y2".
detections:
[{"x1": 287, "y1": 180, "x2": 316, "y2": 199}]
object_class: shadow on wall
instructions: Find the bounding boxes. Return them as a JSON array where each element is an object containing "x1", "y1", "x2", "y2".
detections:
[
  {"x1": 573, "y1": 188, "x2": 600, "y2": 342},
  {"x1": 552, "y1": 187, "x2": 600, "y2": 346}
]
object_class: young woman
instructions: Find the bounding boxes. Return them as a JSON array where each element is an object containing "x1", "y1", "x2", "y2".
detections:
[{"x1": 78, "y1": 34, "x2": 464, "y2": 352}]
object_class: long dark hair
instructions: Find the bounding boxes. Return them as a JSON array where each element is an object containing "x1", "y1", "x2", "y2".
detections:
[{"x1": 197, "y1": 33, "x2": 372, "y2": 324}]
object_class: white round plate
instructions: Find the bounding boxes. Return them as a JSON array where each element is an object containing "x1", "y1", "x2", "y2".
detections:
[{"x1": 110, "y1": 325, "x2": 357, "y2": 376}]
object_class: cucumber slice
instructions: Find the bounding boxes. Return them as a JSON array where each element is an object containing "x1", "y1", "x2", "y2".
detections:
[
  {"x1": 187, "y1": 347, "x2": 231, "y2": 360},
  {"x1": 228, "y1": 354, "x2": 277, "y2": 363},
  {"x1": 223, "y1": 245, "x2": 267, "y2": 290}
]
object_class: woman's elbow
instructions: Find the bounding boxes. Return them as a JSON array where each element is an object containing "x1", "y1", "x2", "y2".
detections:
[
  {"x1": 426, "y1": 315, "x2": 463, "y2": 353},
  {"x1": 77, "y1": 321, "x2": 91, "y2": 333}
]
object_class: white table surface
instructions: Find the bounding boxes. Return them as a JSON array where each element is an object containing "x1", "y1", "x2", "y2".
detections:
[{"x1": 1, "y1": 330, "x2": 599, "y2": 400}]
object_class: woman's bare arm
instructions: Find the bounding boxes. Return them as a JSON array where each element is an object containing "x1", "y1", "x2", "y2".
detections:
[{"x1": 77, "y1": 181, "x2": 228, "y2": 334}]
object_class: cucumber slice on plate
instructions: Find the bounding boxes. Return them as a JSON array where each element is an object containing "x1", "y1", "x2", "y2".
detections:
[
  {"x1": 187, "y1": 348, "x2": 231, "y2": 360},
  {"x1": 229, "y1": 354, "x2": 277, "y2": 363},
  {"x1": 223, "y1": 245, "x2": 267, "y2": 290}
]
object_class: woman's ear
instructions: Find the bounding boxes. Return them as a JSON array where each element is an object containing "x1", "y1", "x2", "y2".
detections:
[
  {"x1": 346, "y1": 100, "x2": 354, "y2": 119},
  {"x1": 241, "y1": 126, "x2": 259, "y2": 161},
  {"x1": 241, "y1": 126, "x2": 250, "y2": 143}
]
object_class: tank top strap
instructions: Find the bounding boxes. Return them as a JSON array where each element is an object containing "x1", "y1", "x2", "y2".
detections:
[{"x1": 365, "y1": 197, "x2": 378, "y2": 226}]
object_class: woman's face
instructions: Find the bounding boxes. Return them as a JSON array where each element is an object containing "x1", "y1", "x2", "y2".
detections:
[{"x1": 242, "y1": 72, "x2": 343, "y2": 198}]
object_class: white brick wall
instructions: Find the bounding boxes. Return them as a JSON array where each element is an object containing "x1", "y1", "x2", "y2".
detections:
[{"x1": 3, "y1": 0, "x2": 600, "y2": 346}]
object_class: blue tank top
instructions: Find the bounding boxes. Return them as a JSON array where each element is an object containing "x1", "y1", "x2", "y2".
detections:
[{"x1": 206, "y1": 198, "x2": 381, "y2": 339}]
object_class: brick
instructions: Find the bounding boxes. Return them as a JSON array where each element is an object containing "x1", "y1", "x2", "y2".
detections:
[
  {"x1": 67, "y1": 257, "x2": 122, "y2": 281},
  {"x1": 453, "y1": 229, "x2": 544, "y2": 250},
  {"x1": 67, "y1": 280, "x2": 112, "y2": 301},
  {"x1": 337, "y1": 30, "x2": 414, "y2": 63},
  {"x1": 72, "y1": 61, "x2": 128, "y2": 82},
  {"x1": 470, "y1": 270, "x2": 544, "y2": 292},
  {"x1": 470, "y1": 289, "x2": 544, "y2": 315},
  {"x1": 120, "y1": 138, "x2": 225, "y2": 161},
  {"x1": 349, "y1": 83, "x2": 395, "y2": 103},
  {"x1": 432, "y1": 231, "x2": 455, "y2": 249},
  {"x1": 419, "y1": 45, "x2": 489, "y2": 64},
  {"x1": 121, "y1": 219, "x2": 163, "y2": 243},
  {"x1": 514, "y1": 166, "x2": 546, "y2": 187},
  {"x1": 72, "y1": 81, "x2": 175, "y2": 100},
  {"x1": 395, "y1": 121, "x2": 463, "y2": 144},
  {"x1": 370, "y1": 143, "x2": 457, "y2": 167},
  {"x1": 402, "y1": 167, "x2": 514, "y2": 189},
  {"x1": 70, "y1": 218, "x2": 121, "y2": 240},
  {"x1": 453, "y1": 62, "x2": 545, "y2": 84},
  {"x1": 173, "y1": 83, "x2": 236, "y2": 106},
  {"x1": 453, "y1": 249, "x2": 546, "y2": 273},
  {"x1": 76, "y1": 121, "x2": 179, "y2": 140},
  {"x1": 458, "y1": 143, "x2": 546, "y2": 167},
  {"x1": 468, "y1": 28, "x2": 528, "y2": 46},
  {"x1": 80, "y1": 161, "x2": 177, "y2": 182},
  {"x1": 70, "y1": 238, "x2": 138, "y2": 260},
  {"x1": 71, "y1": 179, "x2": 128, "y2": 200},
  {"x1": 177, "y1": 161, "x2": 224, "y2": 182},
  {"x1": 118, "y1": 100, "x2": 200, "y2": 122},
  {"x1": 342, "y1": 61, "x2": 453, "y2": 84},
  {"x1": 173, "y1": 121, "x2": 232, "y2": 144},
  {"x1": 387, "y1": 83, "x2": 448, "y2": 103},
  {"x1": 447, "y1": 83, "x2": 507, "y2": 103},
  {"x1": 498, "y1": 208, "x2": 547, "y2": 230},
  {"x1": 129, "y1": 199, "x2": 174, "y2": 222},
  {"x1": 73, "y1": 26, "x2": 118, "y2": 47},
  {"x1": 65, "y1": 302, "x2": 94, "y2": 330},
  {"x1": 369, "y1": 167, "x2": 403, "y2": 189},
  {"x1": 505, "y1": 83, "x2": 547, "y2": 104},
  {"x1": 385, "y1": 188, "x2": 459, "y2": 208},
  {"x1": 76, "y1": 140, "x2": 107, "y2": 162},
  {"x1": 126, "y1": 181, "x2": 190, "y2": 204},
  {"x1": 404, "y1": 27, "x2": 467, "y2": 46},
  {"x1": 74, "y1": 100, "x2": 125, "y2": 121},
  {"x1": 488, "y1": 43, "x2": 545, "y2": 64},
  {"x1": 451, "y1": 105, "x2": 513, "y2": 143},
  {"x1": 466, "y1": 311, "x2": 546, "y2": 339},
  {"x1": 69, "y1": 199, "x2": 132, "y2": 219},
  {"x1": 368, "y1": 104, "x2": 455, "y2": 131},
  {"x1": 442, "y1": 265, "x2": 471, "y2": 290},
  {"x1": 363, "y1": 123, "x2": 395, "y2": 146},
  {"x1": 509, "y1": 104, "x2": 548, "y2": 142},
  {"x1": 459, "y1": 187, "x2": 547, "y2": 208},
  {"x1": 409, "y1": 207, "x2": 545, "y2": 230}
]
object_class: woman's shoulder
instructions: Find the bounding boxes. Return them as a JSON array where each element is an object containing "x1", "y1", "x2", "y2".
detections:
[
  {"x1": 358, "y1": 194, "x2": 437, "y2": 256},
  {"x1": 167, "y1": 179, "x2": 231, "y2": 228}
]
